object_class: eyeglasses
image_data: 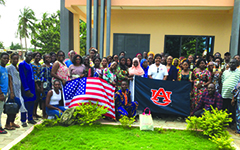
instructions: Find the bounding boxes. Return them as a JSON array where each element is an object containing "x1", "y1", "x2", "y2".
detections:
[{"x1": 157, "y1": 68, "x2": 159, "y2": 73}]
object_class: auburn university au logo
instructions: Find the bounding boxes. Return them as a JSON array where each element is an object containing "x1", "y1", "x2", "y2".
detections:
[{"x1": 150, "y1": 88, "x2": 172, "y2": 106}]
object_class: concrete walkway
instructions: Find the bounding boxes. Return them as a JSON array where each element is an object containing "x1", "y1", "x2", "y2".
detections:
[
  {"x1": 0, "y1": 109, "x2": 43, "y2": 149},
  {"x1": 1, "y1": 112, "x2": 240, "y2": 149}
]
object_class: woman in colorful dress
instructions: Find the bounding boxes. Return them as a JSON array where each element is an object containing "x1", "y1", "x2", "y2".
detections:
[
  {"x1": 32, "y1": 52, "x2": 43, "y2": 119},
  {"x1": 83, "y1": 56, "x2": 93, "y2": 77},
  {"x1": 177, "y1": 60, "x2": 192, "y2": 82},
  {"x1": 116, "y1": 57, "x2": 129, "y2": 89},
  {"x1": 103, "y1": 61, "x2": 118, "y2": 87},
  {"x1": 69, "y1": 55, "x2": 85, "y2": 79},
  {"x1": 212, "y1": 57, "x2": 223, "y2": 93},
  {"x1": 192, "y1": 58, "x2": 212, "y2": 111},
  {"x1": 140, "y1": 59, "x2": 149, "y2": 78},
  {"x1": 40, "y1": 54, "x2": 52, "y2": 118},
  {"x1": 51, "y1": 51, "x2": 70, "y2": 86}
]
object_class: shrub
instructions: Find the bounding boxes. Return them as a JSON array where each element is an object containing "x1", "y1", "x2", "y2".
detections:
[
  {"x1": 154, "y1": 127, "x2": 166, "y2": 133},
  {"x1": 186, "y1": 106, "x2": 235, "y2": 150},
  {"x1": 73, "y1": 101, "x2": 109, "y2": 125},
  {"x1": 119, "y1": 116, "x2": 135, "y2": 128}
]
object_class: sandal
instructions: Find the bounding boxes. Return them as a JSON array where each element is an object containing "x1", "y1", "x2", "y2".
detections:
[
  {"x1": 10, "y1": 123, "x2": 20, "y2": 128},
  {"x1": 5, "y1": 125, "x2": 15, "y2": 130}
]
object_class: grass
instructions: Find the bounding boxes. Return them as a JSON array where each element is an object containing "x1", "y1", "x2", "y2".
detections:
[{"x1": 11, "y1": 125, "x2": 217, "y2": 150}]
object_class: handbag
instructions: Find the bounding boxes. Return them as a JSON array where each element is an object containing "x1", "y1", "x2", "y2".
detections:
[
  {"x1": 139, "y1": 107, "x2": 154, "y2": 131},
  {"x1": 3, "y1": 96, "x2": 19, "y2": 114}
]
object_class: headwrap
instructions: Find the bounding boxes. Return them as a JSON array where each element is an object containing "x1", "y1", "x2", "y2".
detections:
[
  {"x1": 179, "y1": 56, "x2": 185, "y2": 62},
  {"x1": 140, "y1": 59, "x2": 149, "y2": 78},
  {"x1": 136, "y1": 53, "x2": 142, "y2": 57},
  {"x1": 88, "y1": 47, "x2": 98, "y2": 53},
  {"x1": 119, "y1": 56, "x2": 128, "y2": 70},
  {"x1": 68, "y1": 50, "x2": 77, "y2": 57},
  {"x1": 172, "y1": 58, "x2": 181, "y2": 70},
  {"x1": 128, "y1": 58, "x2": 144, "y2": 76},
  {"x1": 147, "y1": 51, "x2": 155, "y2": 57}
]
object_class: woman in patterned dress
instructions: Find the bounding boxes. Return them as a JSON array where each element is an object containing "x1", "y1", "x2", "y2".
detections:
[
  {"x1": 116, "y1": 56, "x2": 129, "y2": 89},
  {"x1": 192, "y1": 58, "x2": 212, "y2": 111},
  {"x1": 212, "y1": 57, "x2": 223, "y2": 93},
  {"x1": 40, "y1": 54, "x2": 52, "y2": 118},
  {"x1": 103, "y1": 61, "x2": 117, "y2": 87},
  {"x1": 31, "y1": 52, "x2": 43, "y2": 119},
  {"x1": 51, "y1": 51, "x2": 70, "y2": 86}
]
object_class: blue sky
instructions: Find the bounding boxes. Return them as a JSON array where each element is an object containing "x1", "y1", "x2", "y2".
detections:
[{"x1": 0, "y1": 0, "x2": 60, "y2": 48}]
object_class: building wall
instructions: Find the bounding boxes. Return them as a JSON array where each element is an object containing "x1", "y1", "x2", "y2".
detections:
[{"x1": 110, "y1": 10, "x2": 233, "y2": 56}]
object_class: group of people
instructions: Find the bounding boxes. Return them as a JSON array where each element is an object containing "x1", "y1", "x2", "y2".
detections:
[{"x1": 1, "y1": 47, "x2": 240, "y2": 134}]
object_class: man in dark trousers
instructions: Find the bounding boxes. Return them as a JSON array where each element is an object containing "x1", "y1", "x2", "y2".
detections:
[{"x1": 19, "y1": 51, "x2": 37, "y2": 127}]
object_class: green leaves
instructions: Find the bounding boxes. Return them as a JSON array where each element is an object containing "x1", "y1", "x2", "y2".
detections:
[
  {"x1": 119, "y1": 115, "x2": 135, "y2": 128},
  {"x1": 186, "y1": 106, "x2": 235, "y2": 150},
  {"x1": 73, "y1": 101, "x2": 109, "y2": 126},
  {"x1": 30, "y1": 11, "x2": 60, "y2": 54}
]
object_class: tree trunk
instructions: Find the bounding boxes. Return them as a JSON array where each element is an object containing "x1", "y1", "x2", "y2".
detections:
[
  {"x1": 25, "y1": 37, "x2": 27, "y2": 51},
  {"x1": 20, "y1": 37, "x2": 23, "y2": 49}
]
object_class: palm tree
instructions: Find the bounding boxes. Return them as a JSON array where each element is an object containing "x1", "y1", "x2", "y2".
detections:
[
  {"x1": 0, "y1": 0, "x2": 5, "y2": 5},
  {"x1": 17, "y1": 7, "x2": 37, "y2": 50}
]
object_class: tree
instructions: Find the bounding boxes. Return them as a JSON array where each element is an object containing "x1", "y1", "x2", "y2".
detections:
[
  {"x1": 10, "y1": 42, "x2": 21, "y2": 50},
  {"x1": 17, "y1": 7, "x2": 37, "y2": 50},
  {"x1": 31, "y1": 11, "x2": 60, "y2": 54},
  {"x1": 0, "y1": 0, "x2": 5, "y2": 5},
  {"x1": 80, "y1": 19, "x2": 86, "y2": 56},
  {"x1": 0, "y1": 41, "x2": 4, "y2": 49}
]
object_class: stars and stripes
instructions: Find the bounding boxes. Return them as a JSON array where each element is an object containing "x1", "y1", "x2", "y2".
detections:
[{"x1": 63, "y1": 77, "x2": 115, "y2": 119}]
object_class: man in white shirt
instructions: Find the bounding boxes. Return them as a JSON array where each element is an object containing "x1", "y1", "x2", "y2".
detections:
[{"x1": 148, "y1": 54, "x2": 168, "y2": 80}]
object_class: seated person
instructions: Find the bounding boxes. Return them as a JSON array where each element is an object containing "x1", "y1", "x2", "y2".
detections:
[
  {"x1": 46, "y1": 80, "x2": 66, "y2": 118},
  {"x1": 191, "y1": 83, "x2": 223, "y2": 117},
  {"x1": 114, "y1": 80, "x2": 138, "y2": 119}
]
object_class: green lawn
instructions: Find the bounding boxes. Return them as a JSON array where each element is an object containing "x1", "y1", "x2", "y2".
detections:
[{"x1": 11, "y1": 125, "x2": 217, "y2": 150}]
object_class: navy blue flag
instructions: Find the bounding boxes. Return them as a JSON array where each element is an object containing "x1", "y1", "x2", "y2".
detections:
[{"x1": 134, "y1": 76, "x2": 191, "y2": 116}]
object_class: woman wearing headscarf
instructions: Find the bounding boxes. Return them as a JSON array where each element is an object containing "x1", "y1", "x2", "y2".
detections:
[
  {"x1": 136, "y1": 53, "x2": 142, "y2": 62},
  {"x1": 128, "y1": 58, "x2": 144, "y2": 76},
  {"x1": 172, "y1": 58, "x2": 181, "y2": 72},
  {"x1": 140, "y1": 59, "x2": 149, "y2": 78},
  {"x1": 147, "y1": 52, "x2": 155, "y2": 58},
  {"x1": 64, "y1": 50, "x2": 77, "y2": 68},
  {"x1": 116, "y1": 56, "x2": 129, "y2": 89}
]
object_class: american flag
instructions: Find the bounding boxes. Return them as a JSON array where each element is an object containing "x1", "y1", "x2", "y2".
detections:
[{"x1": 63, "y1": 77, "x2": 115, "y2": 119}]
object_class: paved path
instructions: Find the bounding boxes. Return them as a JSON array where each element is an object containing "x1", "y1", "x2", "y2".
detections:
[
  {"x1": 0, "y1": 109, "x2": 43, "y2": 149},
  {"x1": 1, "y1": 112, "x2": 240, "y2": 149}
]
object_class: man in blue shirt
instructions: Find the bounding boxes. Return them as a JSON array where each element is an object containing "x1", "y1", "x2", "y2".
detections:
[
  {"x1": 19, "y1": 51, "x2": 37, "y2": 127},
  {"x1": 65, "y1": 50, "x2": 76, "y2": 68},
  {"x1": 0, "y1": 53, "x2": 9, "y2": 134}
]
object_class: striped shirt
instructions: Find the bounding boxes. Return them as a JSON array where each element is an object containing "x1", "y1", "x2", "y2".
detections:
[{"x1": 222, "y1": 69, "x2": 240, "y2": 99}]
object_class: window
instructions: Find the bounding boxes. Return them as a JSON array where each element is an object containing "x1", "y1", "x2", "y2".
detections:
[
  {"x1": 164, "y1": 35, "x2": 214, "y2": 58},
  {"x1": 113, "y1": 33, "x2": 150, "y2": 58}
]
